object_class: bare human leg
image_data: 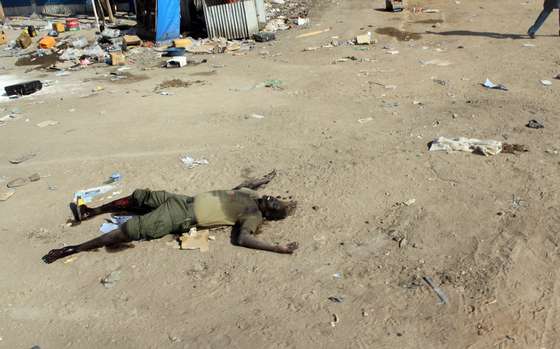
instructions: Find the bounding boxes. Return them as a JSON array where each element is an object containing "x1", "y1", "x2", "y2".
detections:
[
  {"x1": 71, "y1": 195, "x2": 148, "y2": 222},
  {"x1": 42, "y1": 228, "x2": 132, "y2": 264}
]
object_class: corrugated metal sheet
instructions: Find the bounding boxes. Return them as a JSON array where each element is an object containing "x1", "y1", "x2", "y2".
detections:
[{"x1": 203, "y1": 0, "x2": 259, "y2": 40}]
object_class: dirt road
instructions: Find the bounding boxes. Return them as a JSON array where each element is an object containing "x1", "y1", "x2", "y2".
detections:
[{"x1": 1, "y1": 0, "x2": 560, "y2": 348}]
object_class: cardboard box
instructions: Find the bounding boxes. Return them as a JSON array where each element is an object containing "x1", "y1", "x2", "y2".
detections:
[
  {"x1": 39, "y1": 36, "x2": 56, "y2": 49},
  {"x1": 110, "y1": 52, "x2": 126, "y2": 66},
  {"x1": 173, "y1": 38, "x2": 193, "y2": 48},
  {"x1": 52, "y1": 22, "x2": 65, "y2": 33},
  {"x1": 123, "y1": 35, "x2": 142, "y2": 47},
  {"x1": 356, "y1": 32, "x2": 372, "y2": 45},
  {"x1": 16, "y1": 31, "x2": 32, "y2": 49}
]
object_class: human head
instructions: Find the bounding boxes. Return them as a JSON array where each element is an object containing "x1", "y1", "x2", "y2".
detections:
[{"x1": 258, "y1": 195, "x2": 297, "y2": 220}]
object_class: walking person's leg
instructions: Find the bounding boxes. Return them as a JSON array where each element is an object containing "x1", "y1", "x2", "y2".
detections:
[{"x1": 528, "y1": 4, "x2": 554, "y2": 37}]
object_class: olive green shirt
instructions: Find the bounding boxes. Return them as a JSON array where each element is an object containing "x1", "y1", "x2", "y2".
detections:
[{"x1": 193, "y1": 188, "x2": 262, "y2": 233}]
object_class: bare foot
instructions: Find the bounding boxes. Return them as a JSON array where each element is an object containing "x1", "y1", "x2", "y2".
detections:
[
  {"x1": 42, "y1": 246, "x2": 77, "y2": 264},
  {"x1": 279, "y1": 241, "x2": 299, "y2": 254}
]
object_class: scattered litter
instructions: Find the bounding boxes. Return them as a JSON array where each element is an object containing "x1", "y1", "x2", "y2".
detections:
[
  {"x1": 296, "y1": 17, "x2": 310, "y2": 26},
  {"x1": 328, "y1": 296, "x2": 344, "y2": 303},
  {"x1": 37, "y1": 120, "x2": 59, "y2": 128},
  {"x1": 522, "y1": 43, "x2": 536, "y2": 47},
  {"x1": 512, "y1": 194, "x2": 526, "y2": 209},
  {"x1": 433, "y1": 79, "x2": 447, "y2": 86},
  {"x1": 429, "y1": 136, "x2": 502, "y2": 156},
  {"x1": 0, "y1": 188, "x2": 15, "y2": 201},
  {"x1": 180, "y1": 229, "x2": 210, "y2": 252},
  {"x1": 358, "y1": 117, "x2": 373, "y2": 124},
  {"x1": 333, "y1": 272, "x2": 342, "y2": 279},
  {"x1": 101, "y1": 270, "x2": 121, "y2": 289},
  {"x1": 73, "y1": 184, "x2": 117, "y2": 204},
  {"x1": 9, "y1": 153, "x2": 36, "y2": 164},
  {"x1": 181, "y1": 155, "x2": 209, "y2": 169},
  {"x1": 296, "y1": 28, "x2": 331, "y2": 39},
  {"x1": 265, "y1": 18, "x2": 290, "y2": 32},
  {"x1": 166, "y1": 56, "x2": 187, "y2": 68},
  {"x1": 403, "y1": 198, "x2": 416, "y2": 206},
  {"x1": 526, "y1": 119, "x2": 544, "y2": 129},
  {"x1": 110, "y1": 52, "x2": 126, "y2": 66},
  {"x1": 482, "y1": 78, "x2": 508, "y2": 91},
  {"x1": 100, "y1": 222, "x2": 119, "y2": 234},
  {"x1": 255, "y1": 79, "x2": 283, "y2": 89},
  {"x1": 423, "y1": 9, "x2": 440, "y2": 13},
  {"x1": 554, "y1": 73, "x2": 560, "y2": 80},
  {"x1": 250, "y1": 113, "x2": 265, "y2": 119},
  {"x1": 334, "y1": 56, "x2": 358, "y2": 63},
  {"x1": 420, "y1": 59, "x2": 452, "y2": 66},
  {"x1": 107, "y1": 172, "x2": 122, "y2": 183},
  {"x1": 423, "y1": 276, "x2": 448, "y2": 304},
  {"x1": 155, "y1": 79, "x2": 205, "y2": 90},
  {"x1": 386, "y1": 50, "x2": 399, "y2": 55},
  {"x1": 501, "y1": 143, "x2": 528, "y2": 154},
  {"x1": 253, "y1": 32, "x2": 276, "y2": 42},
  {"x1": 540, "y1": 80, "x2": 552, "y2": 86},
  {"x1": 63, "y1": 256, "x2": 78, "y2": 264},
  {"x1": 5, "y1": 80, "x2": 42, "y2": 96},
  {"x1": 330, "y1": 313, "x2": 339, "y2": 327},
  {"x1": 355, "y1": 32, "x2": 372, "y2": 45},
  {"x1": 7, "y1": 177, "x2": 29, "y2": 188}
]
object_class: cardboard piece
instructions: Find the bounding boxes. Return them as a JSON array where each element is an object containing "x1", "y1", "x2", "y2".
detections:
[
  {"x1": 173, "y1": 38, "x2": 193, "y2": 48},
  {"x1": 180, "y1": 230, "x2": 209, "y2": 252},
  {"x1": 39, "y1": 36, "x2": 56, "y2": 49},
  {"x1": 52, "y1": 22, "x2": 65, "y2": 33},
  {"x1": 110, "y1": 52, "x2": 126, "y2": 66},
  {"x1": 356, "y1": 32, "x2": 372, "y2": 45},
  {"x1": 17, "y1": 31, "x2": 32, "y2": 49},
  {"x1": 0, "y1": 188, "x2": 15, "y2": 201},
  {"x1": 123, "y1": 35, "x2": 142, "y2": 47}
]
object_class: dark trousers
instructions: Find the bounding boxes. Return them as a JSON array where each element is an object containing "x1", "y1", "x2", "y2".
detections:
[{"x1": 529, "y1": 3, "x2": 556, "y2": 35}]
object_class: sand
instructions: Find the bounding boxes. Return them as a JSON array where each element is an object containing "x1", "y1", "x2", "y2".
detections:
[{"x1": 1, "y1": 0, "x2": 560, "y2": 348}]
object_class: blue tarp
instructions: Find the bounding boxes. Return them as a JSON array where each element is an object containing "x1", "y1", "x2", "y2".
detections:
[{"x1": 156, "y1": 0, "x2": 180, "y2": 42}]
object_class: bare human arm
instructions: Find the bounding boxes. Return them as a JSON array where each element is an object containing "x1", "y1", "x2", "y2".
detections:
[
  {"x1": 232, "y1": 170, "x2": 277, "y2": 191},
  {"x1": 234, "y1": 214, "x2": 298, "y2": 254}
]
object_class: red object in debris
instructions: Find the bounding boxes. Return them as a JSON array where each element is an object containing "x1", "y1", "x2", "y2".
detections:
[{"x1": 66, "y1": 18, "x2": 79, "y2": 31}]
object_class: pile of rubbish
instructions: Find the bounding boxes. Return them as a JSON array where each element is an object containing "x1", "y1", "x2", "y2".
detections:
[{"x1": 265, "y1": 0, "x2": 312, "y2": 23}]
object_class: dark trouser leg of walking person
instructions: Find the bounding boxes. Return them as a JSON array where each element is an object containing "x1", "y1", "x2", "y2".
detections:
[{"x1": 528, "y1": 5, "x2": 554, "y2": 38}]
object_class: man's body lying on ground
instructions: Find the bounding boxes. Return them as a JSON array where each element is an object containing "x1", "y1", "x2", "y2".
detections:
[{"x1": 42, "y1": 171, "x2": 298, "y2": 264}]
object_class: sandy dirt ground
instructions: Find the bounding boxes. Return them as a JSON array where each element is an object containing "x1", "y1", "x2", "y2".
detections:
[{"x1": 1, "y1": 0, "x2": 560, "y2": 348}]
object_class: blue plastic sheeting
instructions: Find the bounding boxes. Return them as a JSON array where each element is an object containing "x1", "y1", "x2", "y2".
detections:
[{"x1": 156, "y1": 0, "x2": 180, "y2": 42}]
